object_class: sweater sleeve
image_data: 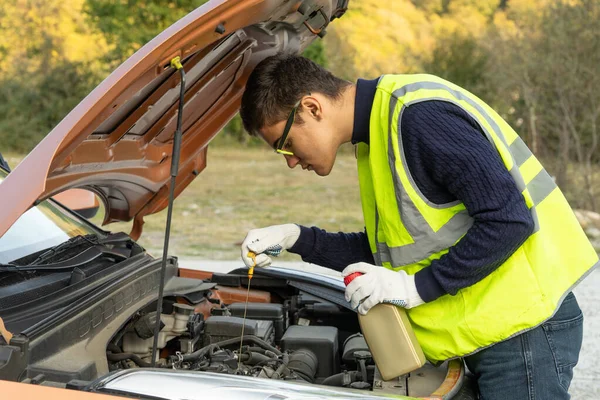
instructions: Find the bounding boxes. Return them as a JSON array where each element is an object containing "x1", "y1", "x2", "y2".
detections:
[
  {"x1": 288, "y1": 226, "x2": 375, "y2": 272},
  {"x1": 400, "y1": 101, "x2": 535, "y2": 302}
]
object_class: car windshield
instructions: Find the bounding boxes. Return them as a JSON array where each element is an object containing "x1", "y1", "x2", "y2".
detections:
[{"x1": 0, "y1": 169, "x2": 100, "y2": 264}]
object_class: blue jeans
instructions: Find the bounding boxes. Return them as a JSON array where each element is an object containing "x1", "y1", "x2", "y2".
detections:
[{"x1": 464, "y1": 291, "x2": 584, "y2": 400}]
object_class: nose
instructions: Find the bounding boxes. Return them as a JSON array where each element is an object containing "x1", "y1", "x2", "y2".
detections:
[{"x1": 285, "y1": 154, "x2": 300, "y2": 169}]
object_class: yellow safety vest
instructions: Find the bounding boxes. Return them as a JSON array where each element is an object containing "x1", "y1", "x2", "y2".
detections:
[{"x1": 356, "y1": 74, "x2": 598, "y2": 363}]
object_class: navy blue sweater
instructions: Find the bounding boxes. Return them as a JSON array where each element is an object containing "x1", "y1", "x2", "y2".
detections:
[{"x1": 288, "y1": 77, "x2": 535, "y2": 303}]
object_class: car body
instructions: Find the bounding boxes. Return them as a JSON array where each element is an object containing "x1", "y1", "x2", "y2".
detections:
[{"x1": 0, "y1": 1, "x2": 476, "y2": 399}]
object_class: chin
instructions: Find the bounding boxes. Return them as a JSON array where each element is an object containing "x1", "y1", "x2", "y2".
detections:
[{"x1": 315, "y1": 164, "x2": 333, "y2": 177}]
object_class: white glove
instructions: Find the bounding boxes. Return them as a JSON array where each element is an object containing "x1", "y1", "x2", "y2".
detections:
[
  {"x1": 342, "y1": 262, "x2": 424, "y2": 315},
  {"x1": 241, "y1": 224, "x2": 301, "y2": 268}
]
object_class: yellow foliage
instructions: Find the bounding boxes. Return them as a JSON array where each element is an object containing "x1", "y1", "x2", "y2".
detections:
[
  {"x1": 324, "y1": 0, "x2": 555, "y2": 80},
  {"x1": 325, "y1": 0, "x2": 432, "y2": 77},
  {"x1": 490, "y1": 12, "x2": 519, "y2": 40},
  {"x1": 447, "y1": 5, "x2": 488, "y2": 35},
  {"x1": 0, "y1": 0, "x2": 111, "y2": 76},
  {"x1": 447, "y1": 0, "x2": 499, "y2": 18},
  {"x1": 490, "y1": 0, "x2": 557, "y2": 46},
  {"x1": 324, "y1": 0, "x2": 496, "y2": 79},
  {"x1": 502, "y1": 0, "x2": 549, "y2": 22}
]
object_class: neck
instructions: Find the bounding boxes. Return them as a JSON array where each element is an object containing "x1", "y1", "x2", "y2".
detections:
[{"x1": 333, "y1": 84, "x2": 357, "y2": 146}]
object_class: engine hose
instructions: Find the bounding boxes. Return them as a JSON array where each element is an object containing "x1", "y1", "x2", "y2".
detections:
[
  {"x1": 253, "y1": 356, "x2": 285, "y2": 369},
  {"x1": 241, "y1": 351, "x2": 272, "y2": 365},
  {"x1": 107, "y1": 343, "x2": 122, "y2": 353},
  {"x1": 272, "y1": 353, "x2": 290, "y2": 379},
  {"x1": 264, "y1": 350, "x2": 278, "y2": 359},
  {"x1": 173, "y1": 335, "x2": 281, "y2": 363},
  {"x1": 238, "y1": 336, "x2": 282, "y2": 356},
  {"x1": 246, "y1": 346, "x2": 267, "y2": 354},
  {"x1": 322, "y1": 371, "x2": 362, "y2": 387},
  {"x1": 193, "y1": 359, "x2": 210, "y2": 370},
  {"x1": 107, "y1": 352, "x2": 153, "y2": 368},
  {"x1": 186, "y1": 344, "x2": 218, "y2": 362}
]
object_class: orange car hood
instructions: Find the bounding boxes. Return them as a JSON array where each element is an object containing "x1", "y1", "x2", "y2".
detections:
[{"x1": 0, "y1": 0, "x2": 347, "y2": 240}]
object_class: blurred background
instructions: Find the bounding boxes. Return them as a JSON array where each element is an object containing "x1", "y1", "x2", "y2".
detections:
[
  {"x1": 0, "y1": 1, "x2": 599, "y2": 398},
  {"x1": 0, "y1": 0, "x2": 600, "y2": 259},
  {"x1": 1, "y1": 0, "x2": 599, "y2": 208},
  {"x1": 0, "y1": 0, "x2": 600, "y2": 247},
  {"x1": 1, "y1": 0, "x2": 599, "y2": 254}
]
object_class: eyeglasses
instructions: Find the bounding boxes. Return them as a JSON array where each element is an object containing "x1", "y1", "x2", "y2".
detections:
[{"x1": 275, "y1": 98, "x2": 303, "y2": 156}]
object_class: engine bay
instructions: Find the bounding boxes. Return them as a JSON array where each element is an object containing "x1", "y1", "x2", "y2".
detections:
[
  {"x1": 107, "y1": 278, "x2": 378, "y2": 391},
  {"x1": 0, "y1": 261, "x2": 466, "y2": 398}
]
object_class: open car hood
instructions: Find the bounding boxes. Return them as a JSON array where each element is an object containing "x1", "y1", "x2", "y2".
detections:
[{"x1": 0, "y1": 0, "x2": 348, "y2": 240}]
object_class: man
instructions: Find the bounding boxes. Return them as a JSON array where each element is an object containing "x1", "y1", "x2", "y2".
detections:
[{"x1": 238, "y1": 53, "x2": 597, "y2": 399}]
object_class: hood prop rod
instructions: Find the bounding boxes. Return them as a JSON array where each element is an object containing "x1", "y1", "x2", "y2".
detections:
[{"x1": 150, "y1": 56, "x2": 186, "y2": 367}]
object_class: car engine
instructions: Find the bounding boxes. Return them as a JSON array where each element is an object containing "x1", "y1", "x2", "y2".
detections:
[{"x1": 107, "y1": 292, "x2": 374, "y2": 390}]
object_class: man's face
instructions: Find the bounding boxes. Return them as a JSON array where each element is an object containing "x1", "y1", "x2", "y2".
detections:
[{"x1": 258, "y1": 94, "x2": 339, "y2": 176}]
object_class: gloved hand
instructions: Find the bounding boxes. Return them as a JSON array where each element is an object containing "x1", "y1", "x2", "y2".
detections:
[
  {"x1": 241, "y1": 224, "x2": 301, "y2": 268},
  {"x1": 342, "y1": 262, "x2": 424, "y2": 315}
]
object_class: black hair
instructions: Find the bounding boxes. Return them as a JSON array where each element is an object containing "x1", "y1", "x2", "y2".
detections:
[{"x1": 240, "y1": 53, "x2": 351, "y2": 136}]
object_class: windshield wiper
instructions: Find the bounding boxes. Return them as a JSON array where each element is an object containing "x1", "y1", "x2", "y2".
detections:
[
  {"x1": 3, "y1": 232, "x2": 138, "y2": 273},
  {"x1": 0, "y1": 245, "x2": 129, "y2": 272},
  {"x1": 29, "y1": 234, "x2": 100, "y2": 265}
]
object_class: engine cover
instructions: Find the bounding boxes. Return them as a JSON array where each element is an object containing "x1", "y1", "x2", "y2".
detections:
[
  {"x1": 227, "y1": 303, "x2": 287, "y2": 343},
  {"x1": 203, "y1": 316, "x2": 274, "y2": 345}
]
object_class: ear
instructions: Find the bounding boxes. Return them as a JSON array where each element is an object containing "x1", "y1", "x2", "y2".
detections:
[{"x1": 301, "y1": 95, "x2": 322, "y2": 121}]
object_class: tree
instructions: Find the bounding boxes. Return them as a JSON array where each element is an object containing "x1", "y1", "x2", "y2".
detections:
[
  {"x1": 0, "y1": 61, "x2": 103, "y2": 152},
  {"x1": 539, "y1": 0, "x2": 600, "y2": 210},
  {"x1": 302, "y1": 39, "x2": 327, "y2": 67},
  {"x1": 421, "y1": 32, "x2": 490, "y2": 98},
  {"x1": 324, "y1": 0, "x2": 433, "y2": 79},
  {"x1": 84, "y1": 0, "x2": 210, "y2": 65},
  {"x1": 485, "y1": 0, "x2": 600, "y2": 209},
  {"x1": 323, "y1": 0, "x2": 504, "y2": 81},
  {"x1": 0, "y1": 0, "x2": 110, "y2": 152},
  {"x1": 0, "y1": 0, "x2": 110, "y2": 77}
]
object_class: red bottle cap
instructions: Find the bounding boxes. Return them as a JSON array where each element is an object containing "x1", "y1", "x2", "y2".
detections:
[{"x1": 344, "y1": 272, "x2": 364, "y2": 286}]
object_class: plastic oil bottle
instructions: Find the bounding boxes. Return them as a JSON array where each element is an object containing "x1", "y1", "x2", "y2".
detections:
[{"x1": 344, "y1": 272, "x2": 426, "y2": 380}]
